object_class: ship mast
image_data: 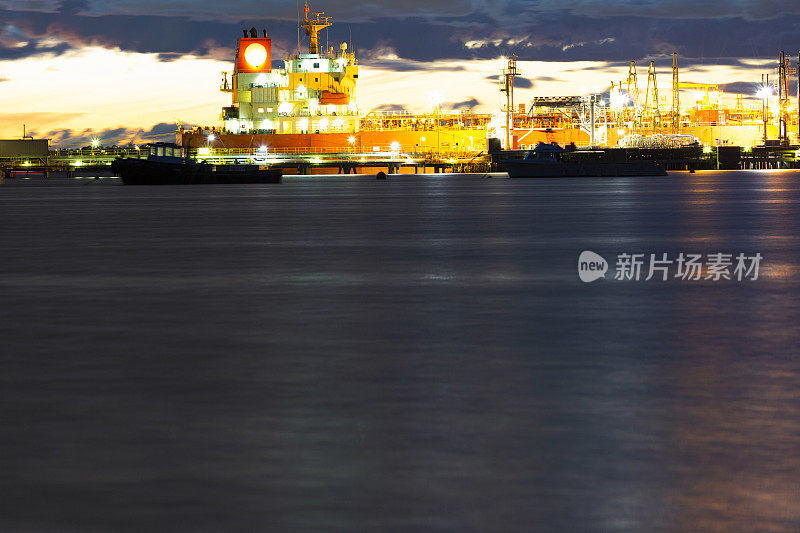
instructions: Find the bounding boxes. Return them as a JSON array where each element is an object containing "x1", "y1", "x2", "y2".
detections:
[{"x1": 302, "y1": 1, "x2": 332, "y2": 55}]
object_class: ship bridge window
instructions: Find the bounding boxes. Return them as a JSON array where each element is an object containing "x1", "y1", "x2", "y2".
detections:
[
  {"x1": 314, "y1": 77, "x2": 318, "y2": 82},
  {"x1": 313, "y1": 62, "x2": 319, "y2": 68}
]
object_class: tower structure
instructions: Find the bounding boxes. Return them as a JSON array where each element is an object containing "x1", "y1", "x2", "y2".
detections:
[
  {"x1": 643, "y1": 60, "x2": 660, "y2": 130},
  {"x1": 778, "y1": 50, "x2": 789, "y2": 144},
  {"x1": 626, "y1": 61, "x2": 640, "y2": 129},
  {"x1": 500, "y1": 55, "x2": 519, "y2": 149},
  {"x1": 302, "y1": 1, "x2": 332, "y2": 55},
  {"x1": 672, "y1": 52, "x2": 679, "y2": 133}
]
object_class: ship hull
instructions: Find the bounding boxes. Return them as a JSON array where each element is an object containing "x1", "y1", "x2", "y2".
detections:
[{"x1": 112, "y1": 158, "x2": 282, "y2": 185}]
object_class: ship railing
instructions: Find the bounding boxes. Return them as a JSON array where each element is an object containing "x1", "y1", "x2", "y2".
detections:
[{"x1": 190, "y1": 146, "x2": 484, "y2": 157}]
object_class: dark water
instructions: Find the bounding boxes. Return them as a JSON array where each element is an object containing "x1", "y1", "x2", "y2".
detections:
[{"x1": 1, "y1": 172, "x2": 799, "y2": 532}]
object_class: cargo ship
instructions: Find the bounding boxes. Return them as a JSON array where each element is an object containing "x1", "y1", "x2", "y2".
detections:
[{"x1": 176, "y1": 2, "x2": 492, "y2": 169}]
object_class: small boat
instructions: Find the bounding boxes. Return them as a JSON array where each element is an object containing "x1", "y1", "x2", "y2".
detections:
[
  {"x1": 500, "y1": 142, "x2": 667, "y2": 178},
  {"x1": 112, "y1": 143, "x2": 282, "y2": 185}
]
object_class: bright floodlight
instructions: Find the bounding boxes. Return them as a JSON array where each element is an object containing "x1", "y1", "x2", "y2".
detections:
[
  {"x1": 258, "y1": 145, "x2": 268, "y2": 152},
  {"x1": 390, "y1": 141, "x2": 401, "y2": 152},
  {"x1": 755, "y1": 85, "x2": 772, "y2": 99},
  {"x1": 348, "y1": 135, "x2": 356, "y2": 145},
  {"x1": 428, "y1": 90, "x2": 445, "y2": 110},
  {"x1": 610, "y1": 89, "x2": 628, "y2": 110},
  {"x1": 91, "y1": 138, "x2": 99, "y2": 148},
  {"x1": 207, "y1": 134, "x2": 215, "y2": 142},
  {"x1": 244, "y1": 42, "x2": 268, "y2": 68}
]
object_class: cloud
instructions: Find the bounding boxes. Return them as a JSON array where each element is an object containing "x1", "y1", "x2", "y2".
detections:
[
  {"x1": 373, "y1": 104, "x2": 406, "y2": 112},
  {"x1": 359, "y1": 45, "x2": 467, "y2": 71},
  {"x1": 445, "y1": 97, "x2": 481, "y2": 110},
  {"x1": 562, "y1": 37, "x2": 615, "y2": 52},
  {"x1": 484, "y1": 74, "x2": 533, "y2": 88},
  {"x1": 720, "y1": 79, "x2": 798, "y2": 97},
  {"x1": 6, "y1": 0, "x2": 478, "y2": 22},
  {"x1": 9, "y1": 0, "x2": 800, "y2": 22},
  {"x1": 43, "y1": 121, "x2": 179, "y2": 146},
  {"x1": 720, "y1": 81, "x2": 760, "y2": 95},
  {"x1": 5, "y1": 1, "x2": 800, "y2": 66}
]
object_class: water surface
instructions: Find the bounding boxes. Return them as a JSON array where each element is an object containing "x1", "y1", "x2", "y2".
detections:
[{"x1": 1, "y1": 172, "x2": 799, "y2": 531}]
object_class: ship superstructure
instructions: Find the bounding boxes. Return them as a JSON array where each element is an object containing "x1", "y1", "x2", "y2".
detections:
[{"x1": 220, "y1": 2, "x2": 358, "y2": 135}]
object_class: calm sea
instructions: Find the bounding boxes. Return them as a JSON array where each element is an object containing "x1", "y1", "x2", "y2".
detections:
[{"x1": 1, "y1": 171, "x2": 799, "y2": 532}]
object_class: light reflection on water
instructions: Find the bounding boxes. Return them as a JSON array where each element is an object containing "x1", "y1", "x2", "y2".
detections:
[{"x1": 0, "y1": 171, "x2": 799, "y2": 531}]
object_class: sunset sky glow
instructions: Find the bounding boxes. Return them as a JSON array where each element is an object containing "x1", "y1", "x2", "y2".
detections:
[{"x1": 1, "y1": 0, "x2": 797, "y2": 145}]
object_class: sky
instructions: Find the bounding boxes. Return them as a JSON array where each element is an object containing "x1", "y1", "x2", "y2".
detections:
[{"x1": 1, "y1": 0, "x2": 798, "y2": 146}]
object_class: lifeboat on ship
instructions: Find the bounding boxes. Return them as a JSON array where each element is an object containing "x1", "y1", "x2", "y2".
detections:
[{"x1": 319, "y1": 91, "x2": 349, "y2": 105}]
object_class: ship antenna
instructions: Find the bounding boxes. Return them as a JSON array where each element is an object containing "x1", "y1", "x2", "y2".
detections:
[{"x1": 296, "y1": 0, "x2": 300, "y2": 55}]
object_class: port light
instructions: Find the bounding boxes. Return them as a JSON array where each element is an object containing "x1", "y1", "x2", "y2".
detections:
[
  {"x1": 197, "y1": 147, "x2": 211, "y2": 155},
  {"x1": 755, "y1": 86, "x2": 772, "y2": 99},
  {"x1": 610, "y1": 89, "x2": 628, "y2": 110},
  {"x1": 244, "y1": 43, "x2": 268, "y2": 68}
]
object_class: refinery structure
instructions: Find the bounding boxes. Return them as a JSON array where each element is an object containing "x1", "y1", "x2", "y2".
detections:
[{"x1": 511, "y1": 52, "x2": 799, "y2": 151}]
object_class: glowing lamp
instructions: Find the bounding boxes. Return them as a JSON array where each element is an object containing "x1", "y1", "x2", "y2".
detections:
[
  {"x1": 245, "y1": 43, "x2": 267, "y2": 68},
  {"x1": 237, "y1": 38, "x2": 272, "y2": 73}
]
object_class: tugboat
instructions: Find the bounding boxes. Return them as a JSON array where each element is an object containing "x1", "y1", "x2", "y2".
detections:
[
  {"x1": 500, "y1": 141, "x2": 667, "y2": 178},
  {"x1": 111, "y1": 143, "x2": 282, "y2": 185}
]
